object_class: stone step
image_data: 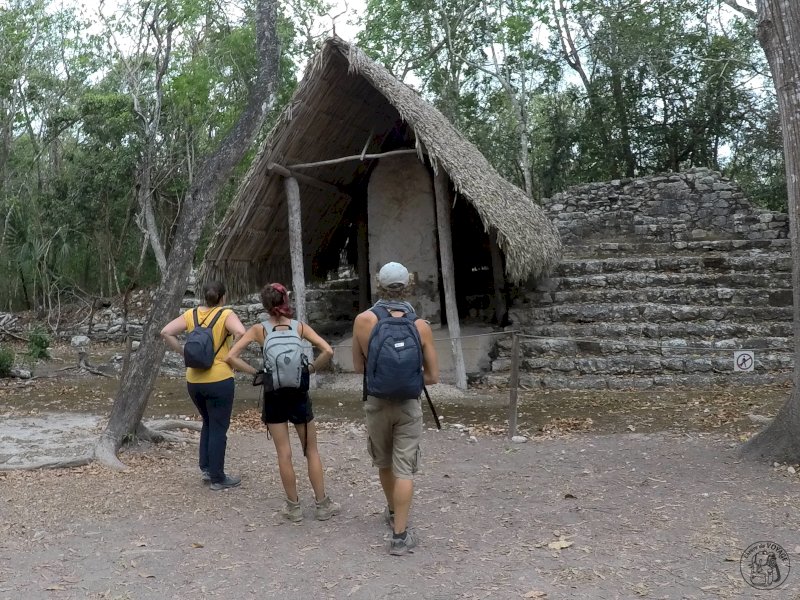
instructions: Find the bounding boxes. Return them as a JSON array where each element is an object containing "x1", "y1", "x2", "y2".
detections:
[
  {"x1": 552, "y1": 213, "x2": 787, "y2": 245},
  {"x1": 520, "y1": 320, "x2": 794, "y2": 340},
  {"x1": 509, "y1": 336, "x2": 791, "y2": 357},
  {"x1": 490, "y1": 352, "x2": 793, "y2": 377},
  {"x1": 483, "y1": 371, "x2": 793, "y2": 390},
  {"x1": 520, "y1": 302, "x2": 793, "y2": 324},
  {"x1": 527, "y1": 286, "x2": 793, "y2": 307},
  {"x1": 543, "y1": 270, "x2": 790, "y2": 291},
  {"x1": 556, "y1": 254, "x2": 792, "y2": 277},
  {"x1": 563, "y1": 238, "x2": 791, "y2": 257}
]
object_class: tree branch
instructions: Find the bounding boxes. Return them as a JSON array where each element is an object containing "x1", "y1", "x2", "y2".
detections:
[{"x1": 721, "y1": 0, "x2": 756, "y2": 20}]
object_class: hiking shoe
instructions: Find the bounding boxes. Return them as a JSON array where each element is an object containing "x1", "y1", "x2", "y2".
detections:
[
  {"x1": 314, "y1": 496, "x2": 340, "y2": 521},
  {"x1": 209, "y1": 475, "x2": 241, "y2": 491},
  {"x1": 281, "y1": 498, "x2": 303, "y2": 522},
  {"x1": 201, "y1": 470, "x2": 211, "y2": 483},
  {"x1": 389, "y1": 530, "x2": 418, "y2": 556},
  {"x1": 383, "y1": 506, "x2": 395, "y2": 529}
]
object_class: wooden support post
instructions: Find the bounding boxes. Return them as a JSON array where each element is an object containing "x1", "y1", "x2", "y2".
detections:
[
  {"x1": 433, "y1": 168, "x2": 467, "y2": 390},
  {"x1": 283, "y1": 176, "x2": 307, "y2": 323},
  {"x1": 508, "y1": 331, "x2": 520, "y2": 439},
  {"x1": 357, "y1": 209, "x2": 370, "y2": 311},
  {"x1": 489, "y1": 230, "x2": 508, "y2": 325}
]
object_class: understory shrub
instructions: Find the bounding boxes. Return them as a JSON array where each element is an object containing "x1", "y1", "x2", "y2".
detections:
[
  {"x1": 28, "y1": 326, "x2": 51, "y2": 360},
  {"x1": 0, "y1": 346, "x2": 13, "y2": 377}
]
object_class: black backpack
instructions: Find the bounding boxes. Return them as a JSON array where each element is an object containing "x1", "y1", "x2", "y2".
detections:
[
  {"x1": 183, "y1": 308, "x2": 228, "y2": 369},
  {"x1": 365, "y1": 305, "x2": 424, "y2": 401}
]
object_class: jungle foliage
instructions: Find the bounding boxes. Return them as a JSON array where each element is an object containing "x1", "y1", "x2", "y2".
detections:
[{"x1": 0, "y1": 0, "x2": 783, "y2": 314}]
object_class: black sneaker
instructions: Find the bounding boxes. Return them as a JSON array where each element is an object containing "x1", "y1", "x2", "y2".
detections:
[
  {"x1": 389, "y1": 530, "x2": 418, "y2": 556},
  {"x1": 201, "y1": 470, "x2": 211, "y2": 483},
  {"x1": 210, "y1": 475, "x2": 241, "y2": 491}
]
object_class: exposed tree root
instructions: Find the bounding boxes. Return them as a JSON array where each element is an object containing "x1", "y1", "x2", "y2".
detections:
[
  {"x1": 2, "y1": 419, "x2": 198, "y2": 472},
  {"x1": 78, "y1": 352, "x2": 115, "y2": 378},
  {"x1": 134, "y1": 422, "x2": 187, "y2": 444},
  {"x1": 747, "y1": 414, "x2": 774, "y2": 425},
  {"x1": 54, "y1": 351, "x2": 116, "y2": 378},
  {"x1": 147, "y1": 419, "x2": 202, "y2": 432},
  {"x1": 94, "y1": 434, "x2": 129, "y2": 471},
  {"x1": 0, "y1": 454, "x2": 93, "y2": 471}
]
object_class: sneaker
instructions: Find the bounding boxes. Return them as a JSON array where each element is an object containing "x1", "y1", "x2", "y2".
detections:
[
  {"x1": 389, "y1": 530, "x2": 418, "y2": 556},
  {"x1": 209, "y1": 475, "x2": 241, "y2": 491},
  {"x1": 281, "y1": 498, "x2": 303, "y2": 522},
  {"x1": 314, "y1": 496, "x2": 340, "y2": 521},
  {"x1": 383, "y1": 506, "x2": 395, "y2": 529},
  {"x1": 201, "y1": 470, "x2": 211, "y2": 483}
]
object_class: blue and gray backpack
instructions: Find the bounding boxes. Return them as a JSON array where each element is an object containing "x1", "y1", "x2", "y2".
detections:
[
  {"x1": 261, "y1": 320, "x2": 309, "y2": 391},
  {"x1": 365, "y1": 305, "x2": 424, "y2": 401}
]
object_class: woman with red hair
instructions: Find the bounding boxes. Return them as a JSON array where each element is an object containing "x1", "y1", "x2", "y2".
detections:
[{"x1": 226, "y1": 283, "x2": 338, "y2": 522}]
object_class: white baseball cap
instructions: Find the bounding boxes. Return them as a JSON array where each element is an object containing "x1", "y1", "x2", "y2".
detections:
[{"x1": 377, "y1": 262, "x2": 410, "y2": 289}]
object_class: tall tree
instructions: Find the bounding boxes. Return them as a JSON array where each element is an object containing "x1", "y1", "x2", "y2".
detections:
[
  {"x1": 95, "y1": 0, "x2": 281, "y2": 468},
  {"x1": 730, "y1": 0, "x2": 800, "y2": 461}
]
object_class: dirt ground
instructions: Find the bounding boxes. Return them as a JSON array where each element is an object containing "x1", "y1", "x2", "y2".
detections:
[{"x1": 2, "y1": 348, "x2": 800, "y2": 599}]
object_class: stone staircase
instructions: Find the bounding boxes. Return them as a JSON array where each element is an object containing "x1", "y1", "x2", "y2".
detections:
[{"x1": 488, "y1": 169, "x2": 795, "y2": 389}]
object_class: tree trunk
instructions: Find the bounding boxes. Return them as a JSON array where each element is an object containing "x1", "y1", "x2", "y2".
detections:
[
  {"x1": 95, "y1": 0, "x2": 280, "y2": 467},
  {"x1": 610, "y1": 69, "x2": 636, "y2": 178},
  {"x1": 741, "y1": 0, "x2": 800, "y2": 462}
]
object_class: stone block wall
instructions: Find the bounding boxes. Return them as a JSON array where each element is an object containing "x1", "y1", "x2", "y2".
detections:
[{"x1": 544, "y1": 168, "x2": 788, "y2": 247}]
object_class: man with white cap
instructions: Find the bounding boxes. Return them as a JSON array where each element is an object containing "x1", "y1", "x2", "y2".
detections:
[{"x1": 352, "y1": 261, "x2": 440, "y2": 555}]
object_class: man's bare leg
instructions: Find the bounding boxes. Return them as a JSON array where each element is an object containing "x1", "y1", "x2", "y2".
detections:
[
  {"x1": 379, "y1": 467, "x2": 395, "y2": 510},
  {"x1": 392, "y1": 477, "x2": 413, "y2": 534}
]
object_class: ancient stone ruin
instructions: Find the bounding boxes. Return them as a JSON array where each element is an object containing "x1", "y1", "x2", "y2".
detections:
[{"x1": 489, "y1": 168, "x2": 793, "y2": 389}]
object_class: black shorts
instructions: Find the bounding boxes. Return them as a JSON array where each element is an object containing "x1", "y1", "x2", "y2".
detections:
[{"x1": 261, "y1": 387, "x2": 314, "y2": 425}]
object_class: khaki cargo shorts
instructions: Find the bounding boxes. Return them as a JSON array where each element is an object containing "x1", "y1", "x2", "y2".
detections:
[{"x1": 364, "y1": 396, "x2": 423, "y2": 479}]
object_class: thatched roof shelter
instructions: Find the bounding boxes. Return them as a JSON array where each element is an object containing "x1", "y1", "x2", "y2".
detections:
[{"x1": 201, "y1": 36, "x2": 562, "y2": 299}]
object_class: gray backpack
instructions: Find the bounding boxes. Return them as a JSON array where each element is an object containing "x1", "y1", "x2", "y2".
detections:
[{"x1": 261, "y1": 320, "x2": 309, "y2": 390}]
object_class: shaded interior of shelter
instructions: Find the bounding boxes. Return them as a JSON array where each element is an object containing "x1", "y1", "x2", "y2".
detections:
[{"x1": 229, "y1": 49, "x2": 509, "y2": 332}]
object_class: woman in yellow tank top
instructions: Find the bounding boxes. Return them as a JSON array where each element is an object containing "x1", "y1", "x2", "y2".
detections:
[{"x1": 161, "y1": 280, "x2": 246, "y2": 490}]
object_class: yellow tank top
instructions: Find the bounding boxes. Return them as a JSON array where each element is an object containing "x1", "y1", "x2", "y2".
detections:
[{"x1": 183, "y1": 307, "x2": 234, "y2": 384}]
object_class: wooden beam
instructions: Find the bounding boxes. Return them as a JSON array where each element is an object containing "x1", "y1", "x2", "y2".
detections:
[
  {"x1": 288, "y1": 149, "x2": 419, "y2": 170},
  {"x1": 267, "y1": 162, "x2": 342, "y2": 196},
  {"x1": 283, "y1": 176, "x2": 307, "y2": 323},
  {"x1": 359, "y1": 128, "x2": 374, "y2": 160},
  {"x1": 433, "y1": 168, "x2": 467, "y2": 390}
]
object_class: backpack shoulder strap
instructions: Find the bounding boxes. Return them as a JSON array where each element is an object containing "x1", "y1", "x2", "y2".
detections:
[
  {"x1": 208, "y1": 308, "x2": 230, "y2": 356},
  {"x1": 206, "y1": 307, "x2": 226, "y2": 330},
  {"x1": 192, "y1": 308, "x2": 201, "y2": 328},
  {"x1": 370, "y1": 305, "x2": 391, "y2": 320}
]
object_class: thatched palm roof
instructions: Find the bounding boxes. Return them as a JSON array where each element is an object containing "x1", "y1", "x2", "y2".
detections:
[{"x1": 201, "y1": 36, "x2": 562, "y2": 297}]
